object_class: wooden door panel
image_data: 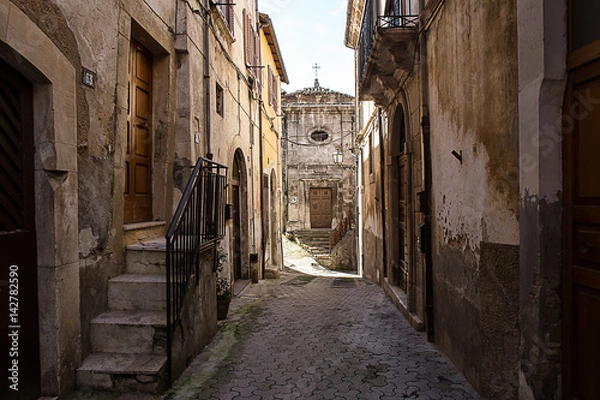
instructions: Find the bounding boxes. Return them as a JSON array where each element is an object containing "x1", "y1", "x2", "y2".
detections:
[
  {"x1": 135, "y1": 87, "x2": 150, "y2": 120},
  {"x1": 124, "y1": 40, "x2": 152, "y2": 223},
  {"x1": 136, "y1": 50, "x2": 151, "y2": 84},
  {"x1": 135, "y1": 126, "x2": 150, "y2": 157},
  {"x1": 573, "y1": 285, "x2": 600, "y2": 400},
  {"x1": 135, "y1": 164, "x2": 150, "y2": 194},
  {"x1": 310, "y1": 188, "x2": 332, "y2": 229},
  {"x1": 574, "y1": 225, "x2": 600, "y2": 265},
  {"x1": 574, "y1": 78, "x2": 600, "y2": 200}
]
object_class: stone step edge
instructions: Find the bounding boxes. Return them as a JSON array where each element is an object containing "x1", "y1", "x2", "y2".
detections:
[
  {"x1": 109, "y1": 273, "x2": 166, "y2": 284},
  {"x1": 91, "y1": 310, "x2": 166, "y2": 327},
  {"x1": 78, "y1": 352, "x2": 167, "y2": 375}
]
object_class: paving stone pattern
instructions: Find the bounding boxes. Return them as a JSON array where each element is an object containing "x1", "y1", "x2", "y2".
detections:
[{"x1": 165, "y1": 269, "x2": 480, "y2": 400}]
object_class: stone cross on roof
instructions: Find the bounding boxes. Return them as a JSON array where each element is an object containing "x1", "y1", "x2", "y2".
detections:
[{"x1": 312, "y1": 63, "x2": 321, "y2": 88}]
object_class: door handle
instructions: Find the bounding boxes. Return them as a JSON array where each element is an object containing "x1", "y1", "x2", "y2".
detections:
[
  {"x1": 136, "y1": 121, "x2": 149, "y2": 129},
  {"x1": 580, "y1": 240, "x2": 595, "y2": 255}
]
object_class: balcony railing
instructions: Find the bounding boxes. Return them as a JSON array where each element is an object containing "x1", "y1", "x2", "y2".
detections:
[
  {"x1": 165, "y1": 157, "x2": 228, "y2": 383},
  {"x1": 358, "y1": 1, "x2": 419, "y2": 91},
  {"x1": 378, "y1": 15, "x2": 419, "y2": 29}
]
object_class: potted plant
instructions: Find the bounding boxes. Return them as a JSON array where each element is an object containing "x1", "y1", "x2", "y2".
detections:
[
  {"x1": 215, "y1": 247, "x2": 231, "y2": 320},
  {"x1": 216, "y1": 277, "x2": 231, "y2": 320}
]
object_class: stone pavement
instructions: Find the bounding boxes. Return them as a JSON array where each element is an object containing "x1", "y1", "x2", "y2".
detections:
[{"x1": 163, "y1": 267, "x2": 480, "y2": 400}]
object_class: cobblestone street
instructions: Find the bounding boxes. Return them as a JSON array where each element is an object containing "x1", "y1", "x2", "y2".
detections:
[{"x1": 163, "y1": 265, "x2": 480, "y2": 400}]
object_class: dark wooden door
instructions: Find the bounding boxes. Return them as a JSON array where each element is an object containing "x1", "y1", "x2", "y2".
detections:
[
  {"x1": 0, "y1": 59, "x2": 40, "y2": 399},
  {"x1": 564, "y1": 55, "x2": 600, "y2": 400},
  {"x1": 310, "y1": 187, "x2": 332, "y2": 229},
  {"x1": 124, "y1": 40, "x2": 153, "y2": 223},
  {"x1": 232, "y1": 184, "x2": 242, "y2": 279},
  {"x1": 395, "y1": 159, "x2": 407, "y2": 289}
]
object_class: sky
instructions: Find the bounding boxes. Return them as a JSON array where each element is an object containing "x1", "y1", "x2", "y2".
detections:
[{"x1": 259, "y1": 0, "x2": 356, "y2": 95}]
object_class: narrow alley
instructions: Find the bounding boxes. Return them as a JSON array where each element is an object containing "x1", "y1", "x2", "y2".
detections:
[{"x1": 159, "y1": 241, "x2": 479, "y2": 400}]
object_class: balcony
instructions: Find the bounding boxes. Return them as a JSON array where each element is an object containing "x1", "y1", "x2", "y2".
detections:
[{"x1": 358, "y1": 14, "x2": 418, "y2": 106}]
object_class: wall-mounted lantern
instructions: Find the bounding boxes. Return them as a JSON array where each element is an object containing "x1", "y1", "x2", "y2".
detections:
[{"x1": 333, "y1": 149, "x2": 343, "y2": 165}]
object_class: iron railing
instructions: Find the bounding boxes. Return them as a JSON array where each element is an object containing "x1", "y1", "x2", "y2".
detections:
[
  {"x1": 358, "y1": 0, "x2": 419, "y2": 84},
  {"x1": 329, "y1": 211, "x2": 355, "y2": 251},
  {"x1": 165, "y1": 157, "x2": 228, "y2": 383}
]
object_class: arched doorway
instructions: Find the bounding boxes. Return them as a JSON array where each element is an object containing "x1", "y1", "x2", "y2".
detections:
[
  {"x1": 0, "y1": 59, "x2": 41, "y2": 399},
  {"x1": 231, "y1": 149, "x2": 249, "y2": 280},
  {"x1": 388, "y1": 103, "x2": 408, "y2": 290},
  {"x1": 270, "y1": 170, "x2": 279, "y2": 267}
]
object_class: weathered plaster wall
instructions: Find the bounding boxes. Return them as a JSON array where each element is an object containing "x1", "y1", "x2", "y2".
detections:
[
  {"x1": 330, "y1": 230, "x2": 357, "y2": 271},
  {"x1": 171, "y1": 247, "x2": 218, "y2": 381},
  {"x1": 360, "y1": 118, "x2": 384, "y2": 284},
  {"x1": 427, "y1": 0, "x2": 520, "y2": 397},
  {"x1": 517, "y1": 0, "x2": 565, "y2": 398}
]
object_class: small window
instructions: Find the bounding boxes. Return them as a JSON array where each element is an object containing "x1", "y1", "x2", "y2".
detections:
[
  {"x1": 311, "y1": 130, "x2": 329, "y2": 142},
  {"x1": 216, "y1": 83, "x2": 224, "y2": 116}
]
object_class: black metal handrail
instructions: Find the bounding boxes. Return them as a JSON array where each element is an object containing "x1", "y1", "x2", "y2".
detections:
[{"x1": 165, "y1": 157, "x2": 228, "y2": 383}]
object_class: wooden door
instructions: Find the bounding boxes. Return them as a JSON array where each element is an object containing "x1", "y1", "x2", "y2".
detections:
[
  {"x1": 0, "y1": 59, "x2": 40, "y2": 399},
  {"x1": 124, "y1": 40, "x2": 153, "y2": 223},
  {"x1": 564, "y1": 3, "x2": 600, "y2": 399},
  {"x1": 232, "y1": 184, "x2": 242, "y2": 279},
  {"x1": 310, "y1": 187, "x2": 332, "y2": 229},
  {"x1": 395, "y1": 159, "x2": 408, "y2": 289},
  {"x1": 564, "y1": 48, "x2": 600, "y2": 400}
]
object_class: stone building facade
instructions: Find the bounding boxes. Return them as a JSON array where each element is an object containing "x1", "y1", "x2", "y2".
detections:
[
  {"x1": 282, "y1": 80, "x2": 356, "y2": 270},
  {"x1": 346, "y1": 0, "x2": 594, "y2": 399},
  {"x1": 0, "y1": 0, "x2": 286, "y2": 397}
]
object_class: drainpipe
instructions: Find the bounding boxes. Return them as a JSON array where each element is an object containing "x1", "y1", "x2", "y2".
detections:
[
  {"x1": 259, "y1": 98, "x2": 266, "y2": 279},
  {"x1": 377, "y1": 109, "x2": 388, "y2": 285},
  {"x1": 256, "y1": 3, "x2": 265, "y2": 280},
  {"x1": 249, "y1": 86, "x2": 259, "y2": 283},
  {"x1": 420, "y1": 0, "x2": 434, "y2": 341},
  {"x1": 203, "y1": 0, "x2": 212, "y2": 158}
]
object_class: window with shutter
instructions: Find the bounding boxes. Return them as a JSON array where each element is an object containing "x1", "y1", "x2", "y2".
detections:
[
  {"x1": 218, "y1": 4, "x2": 234, "y2": 34},
  {"x1": 243, "y1": 9, "x2": 252, "y2": 66},
  {"x1": 268, "y1": 65, "x2": 275, "y2": 107},
  {"x1": 255, "y1": 29, "x2": 261, "y2": 94},
  {"x1": 227, "y1": 4, "x2": 235, "y2": 35}
]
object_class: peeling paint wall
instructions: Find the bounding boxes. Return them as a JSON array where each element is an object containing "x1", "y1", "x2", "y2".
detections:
[{"x1": 427, "y1": 0, "x2": 520, "y2": 397}]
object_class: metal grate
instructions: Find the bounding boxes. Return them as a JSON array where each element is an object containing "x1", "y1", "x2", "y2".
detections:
[{"x1": 331, "y1": 278, "x2": 357, "y2": 288}]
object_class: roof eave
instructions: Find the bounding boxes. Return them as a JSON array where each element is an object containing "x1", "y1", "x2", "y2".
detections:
[{"x1": 259, "y1": 12, "x2": 290, "y2": 84}]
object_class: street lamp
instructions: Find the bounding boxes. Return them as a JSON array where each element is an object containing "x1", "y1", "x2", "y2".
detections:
[{"x1": 333, "y1": 149, "x2": 343, "y2": 165}]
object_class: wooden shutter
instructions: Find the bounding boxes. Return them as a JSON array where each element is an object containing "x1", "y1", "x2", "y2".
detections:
[
  {"x1": 268, "y1": 65, "x2": 274, "y2": 107},
  {"x1": 227, "y1": 4, "x2": 235, "y2": 35},
  {"x1": 243, "y1": 9, "x2": 252, "y2": 66}
]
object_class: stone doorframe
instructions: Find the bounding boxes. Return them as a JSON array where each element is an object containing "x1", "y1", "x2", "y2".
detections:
[
  {"x1": 1, "y1": 1, "x2": 80, "y2": 395},
  {"x1": 299, "y1": 178, "x2": 342, "y2": 231}
]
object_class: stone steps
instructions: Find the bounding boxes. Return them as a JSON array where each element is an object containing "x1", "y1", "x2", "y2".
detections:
[
  {"x1": 78, "y1": 238, "x2": 169, "y2": 394},
  {"x1": 90, "y1": 310, "x2": 166, "y2": 354},
  {"x1": 108, "y1": 274, "x2": 166, "y2": 311},
  {"x1": 77, "y1": 352, "x2": 167, "y2": 393},
  {"x1": 294, "y1": 231, "x2": 332, "y2": 265}
]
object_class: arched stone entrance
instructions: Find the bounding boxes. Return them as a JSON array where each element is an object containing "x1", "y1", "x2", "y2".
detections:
[
  {"x1": 0, "y1": 4, "x2": 80, "y2": 396},
  {"x1": 231, "y1": 149, "x2": 249, "y2": 280}
]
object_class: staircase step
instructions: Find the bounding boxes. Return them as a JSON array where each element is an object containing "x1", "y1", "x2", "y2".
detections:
[
  {"x1": 108, "y1": 274, "x2": 166, "y2": 311},
  {"x1": 126, "y1": 239, "x2": 166, "y2": 275},
  {"x1": 77, "y1": 352, "x2": 167, "y2": 393},
  {"x1": 91, "y1": 310, "x2": 166, "y2": 354}
]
